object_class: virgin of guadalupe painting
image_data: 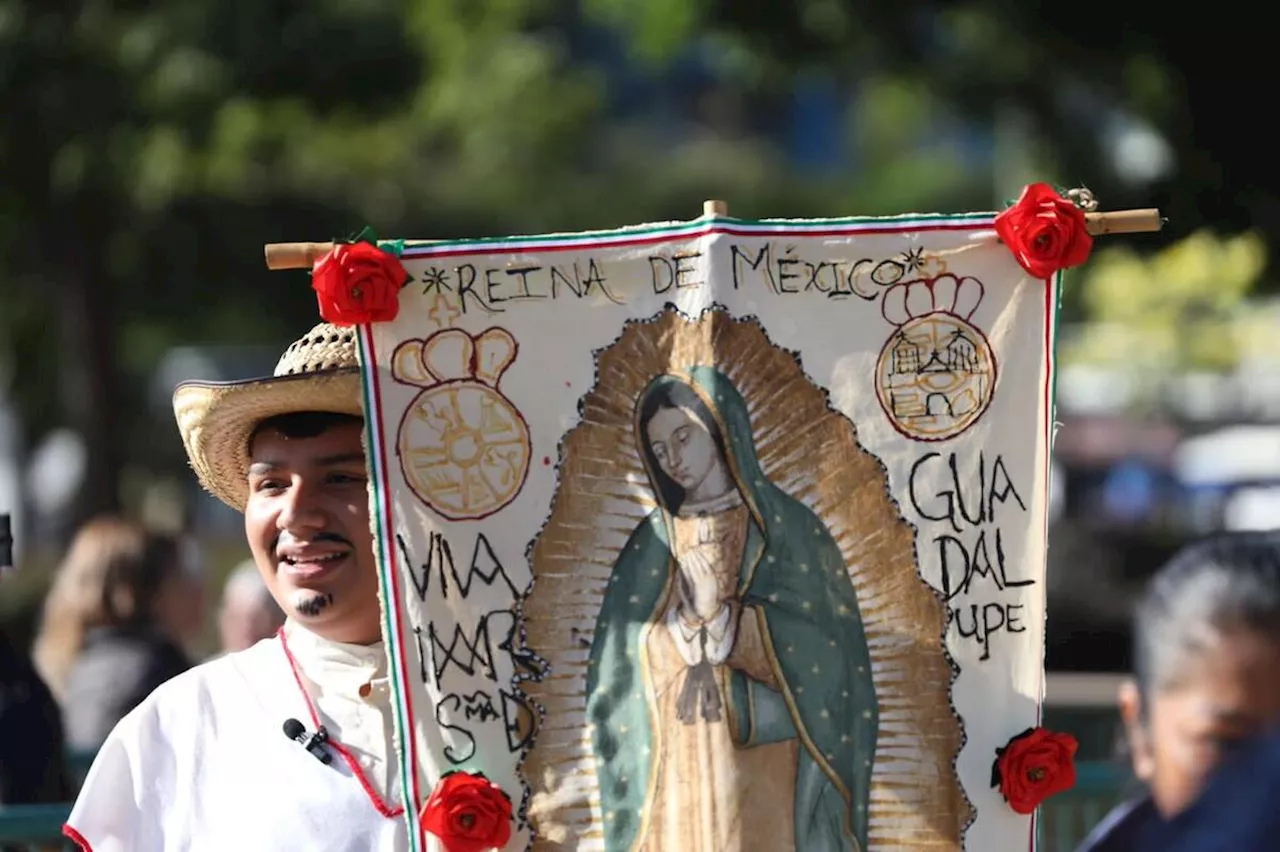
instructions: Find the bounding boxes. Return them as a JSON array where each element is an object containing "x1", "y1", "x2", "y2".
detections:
[{"x1": 585, "y1": 365, "x2": 879, "y2": 852}]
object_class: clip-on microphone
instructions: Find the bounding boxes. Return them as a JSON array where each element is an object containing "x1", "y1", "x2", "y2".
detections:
[{"x1": 283, "y1": 718, "x2": 333, "y2": 765}]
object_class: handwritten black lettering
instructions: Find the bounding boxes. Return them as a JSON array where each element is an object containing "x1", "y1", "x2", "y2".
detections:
[
  {"x1": 776, "y1": 249, "x2": 802, "y2": 293},
  {"x1": 460, "y1": 690, "x2": 501, "y2": 724},
  {"x1": 455, "y1": 264, "x2": 487, "y2": 315},
  {"x1": 935, "y1": 528, "x2": 1034, "y2": 601},
  {"x1": 730, "y1": 243, "x2": 773, "y2": 291},
  {"x1": 908, "y1": 452, "x2": 1028, "y2": 535},
  {"x1": 398, "y1": 531, "x2": 517, "y2": 602},
  {"x1": 650, "y1": 257, "x2": 674, "y2": 294},
  {"x1": 413, "y1": 624, "x2": 430, "y2": 685},
  {"x1": 1007, "y1": 603, "x2": 1026, "y2": 633},
  {"x1": 872, "y1": 259, "x2": 905, "y2": 286},
  {"x1": 846, "y1": 258, "x2": 878, "y2": 300},
  {"x1": 910, "y1": 450, "x2": 1037, "y2": 663},
  {"x1": 435, "y1": 694, "x2": 477, "y2": 764},
  {"x1": 505, "y1": 266, "x2": 544, "y2": 303},
  {"x1": 399, "y1": 532, "x2": 453, "y2": 602},
  {"x1": 550, "y1": 265, "x2": 580, "y2": 298},
  {"x1": 583, "y1": 259, "x2": 617, "y2": 302},
  {"x1": 729, "y1": 242, "x2": 877, "y2": 300},
  {"x1": 803, "y1": 260, "x2": 834, "y2": 293},
  {"x1": 909, "y1": 453, "x2": 956, "y2": 533},
  {"x1": 485, "y1": 267, "x2": 506, "y2": 304},
  {"x1": 649, "y1": 252, "x2": 703, "y2": 292},
  {"x1": 990, "y1": 456, "x2": 1027, "y2": 514},
  {"x1": 420, "y1": 267, "x2": 452, "y2": 295},
  {"x1": 449, "y1": 259, "x2": 621, "y2": 313},
  {"x1": 674, "y1": 252, "x2": 702, "y2": 288},
  {"x1": 951, "y1": 602, "x2": 1025, "y2": 661},
  {"x1": 425, "y1": 620, "x2": 496, "y2": 684},
  {"x1": 487, "y1": 608, "x2": 549, "y2": 680},
  {"x1": 413, "y1": 607, "x2": 544, "y2": 688},
  {"x1": 461, "y1": 533, "x2": 518, "y2": 598},
  {"x1": 500, "y1": 689, "x2": 537, "y2": 754}
]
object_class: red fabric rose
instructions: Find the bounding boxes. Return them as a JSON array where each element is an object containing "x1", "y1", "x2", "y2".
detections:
[
  {"x1": 993, "y1": 182, "x2": 1094, "y2": 279},
  {"x1": 310, "y1": 240, "x2": 410, "y2": 326},
  {"x1": 991, "y1": 727, "x2": 1079, "y2": 814},
  {"x1": 420, "y1": 771, "x2": 513, "y2": 852}
]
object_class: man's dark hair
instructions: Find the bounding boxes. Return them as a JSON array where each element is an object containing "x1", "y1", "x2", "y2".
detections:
[{"x1": 248, "y1": 411, "x2": 364, "y2": 454}]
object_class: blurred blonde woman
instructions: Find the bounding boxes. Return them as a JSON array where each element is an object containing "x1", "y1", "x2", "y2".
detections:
[{"x1": 32, "y1": 516, "x2": 194, "y2": 751}]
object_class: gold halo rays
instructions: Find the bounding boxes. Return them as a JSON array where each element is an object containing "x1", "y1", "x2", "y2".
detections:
[{"x1": 520, "y1": 307, "x2": 972, "y2": 849}]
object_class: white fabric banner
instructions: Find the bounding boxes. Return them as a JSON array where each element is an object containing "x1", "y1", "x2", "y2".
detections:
[{"x1": 357, "y1": 212, "x2": 1057, "y2": 851}]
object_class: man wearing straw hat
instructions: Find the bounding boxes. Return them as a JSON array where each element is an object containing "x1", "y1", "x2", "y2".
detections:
[{"x1": 63, "y1": 323, "x2": 412, "y2": 851}]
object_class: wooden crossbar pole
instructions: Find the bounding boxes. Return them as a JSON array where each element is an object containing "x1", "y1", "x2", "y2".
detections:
[
  {"x1": 263, "y1": 202, "x2": 1163, "y2": 270},
  {"x1": 264, "y1": 242, "x2": 333, "y2": 271},
  {"x1": 1084, "y1": 208, "x2": 1162, "y2": 235}
]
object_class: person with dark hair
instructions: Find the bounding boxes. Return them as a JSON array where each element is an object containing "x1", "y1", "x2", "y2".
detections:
[
  {"x1": 1075, "y1": 529, "x2": 1280, "y2": 851},
  {"x1": 62, "y1": 324, "x2": 411, "y2": 850}
]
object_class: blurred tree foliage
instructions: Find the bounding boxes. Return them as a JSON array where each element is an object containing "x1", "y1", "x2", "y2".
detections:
[
  {"x1": 0, "y1": 0, "x2": 1272, "y2": 524},
  {"x1": 1062, "y1": 229, "x2": 1271, "y2": 377}
]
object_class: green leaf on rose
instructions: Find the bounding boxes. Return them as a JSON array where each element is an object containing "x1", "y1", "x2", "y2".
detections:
[{"x1": 377, "y1": 238, "x2": 406, "y2": 257}]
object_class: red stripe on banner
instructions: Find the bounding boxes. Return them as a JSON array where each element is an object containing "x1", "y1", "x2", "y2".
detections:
[
  {"x1": 401, "y1": 222, "x2": 992, "y2": 261},
  {"x1": 363, "y1": 330, "x2": 424, "y2": 816},
  {"x1": 1028, "y1": 274, "x2": 1055, "y2": 852}
]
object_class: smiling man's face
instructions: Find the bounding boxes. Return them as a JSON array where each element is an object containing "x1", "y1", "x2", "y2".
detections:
[{"x1": 244, "y1": 412, "x2": 381, "y2": 645}]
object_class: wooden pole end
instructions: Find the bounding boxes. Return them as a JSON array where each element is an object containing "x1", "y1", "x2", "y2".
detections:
[
  {"x1": 702, "y1": 199, "x2": 729, "y2": 218},
  {"x1": 1085, "y1": 208, "x2": 1163, "y2": 236},
  {"x1": 264, "y1": 242, "x2": 336, "y2": 271}
]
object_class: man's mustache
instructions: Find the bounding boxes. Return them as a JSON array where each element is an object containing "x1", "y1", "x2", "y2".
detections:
[{"x1": 272, "y1": 530, "x2": 354, "y2": 553}]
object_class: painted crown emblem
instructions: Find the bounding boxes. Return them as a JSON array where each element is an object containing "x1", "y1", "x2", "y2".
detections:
[
  {"x1": 391, "y1": 328, "x2": 532, "y2": 521},
  {"x1": 880, "y1": 273, "x2": 985, "y2": 327},
  {"x1": 392, "y1": 328, "x2": 518, "y2": 389}
]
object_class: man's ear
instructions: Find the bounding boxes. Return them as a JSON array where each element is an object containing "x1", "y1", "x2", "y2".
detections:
[{"x1": 1119, "y1": 678, "x2": 1154, "y2": 782}]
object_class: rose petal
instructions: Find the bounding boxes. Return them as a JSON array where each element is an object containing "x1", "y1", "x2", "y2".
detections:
[
  {"x1": 1024, "y1": 221, "x2": 1062, "y2": 257},
  {"x1": 421, "y1": 772, "x2": 514, "y2": 852},
  {"x1": 307, "y1": 240, "x2": 405, "y2": 326},
  {"x1": 993, "y1": 184, "x2": 1093, "y2": 279},
  {"x1": 994, "y1": 727, "x2": 1079, "y2": 813}
]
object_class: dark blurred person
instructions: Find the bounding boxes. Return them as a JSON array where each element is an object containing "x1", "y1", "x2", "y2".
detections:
[
  {"x1": 1076, "y1": 530, "x2": 1280, "y2": 851},
  {"x1": 0, "y1": 627, "x2": 70, "y2": 806},
  {"x1": 1136, "y1": 722, "x2": 1280, "y2": 850},
  {"x1": 31, "y1": 516, "x2": 193, "y2": 751}
]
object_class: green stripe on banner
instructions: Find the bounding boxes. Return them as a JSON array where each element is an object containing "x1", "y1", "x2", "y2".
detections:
[
  {"x1": 396, "y1": 212, "x2": 998, "y2": 253},
  {"x1": 355, "y1": 213, "x2": 1008, "y2": 852},
  {"x1": 358, "y1": 328, "x2": 421, "y2": 852},
  {"x1": 1049, "y1": 273, "x2": 1064, "y2": 443}
]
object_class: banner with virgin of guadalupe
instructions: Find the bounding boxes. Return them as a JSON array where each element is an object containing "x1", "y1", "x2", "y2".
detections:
[{"x1": 353, "y1": 207, "x2": 1061, "y2": 852}]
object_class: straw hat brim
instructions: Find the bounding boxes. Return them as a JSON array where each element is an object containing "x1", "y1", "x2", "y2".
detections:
[{"x1": 173, "y1": 368, "x2": 364, "y2": 512}]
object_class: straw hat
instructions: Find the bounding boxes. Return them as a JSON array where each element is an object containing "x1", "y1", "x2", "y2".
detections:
[{"x1": 172, "y1": 322, "x2": 365, "y2": 512}]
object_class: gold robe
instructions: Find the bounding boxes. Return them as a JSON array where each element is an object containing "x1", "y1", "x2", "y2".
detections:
[{"x1": 639, "y1": 504, "x2": 799, "y2": 851}]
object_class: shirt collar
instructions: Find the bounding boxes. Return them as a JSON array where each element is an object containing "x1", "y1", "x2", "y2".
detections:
[{"x1": 281, "y1": 619, "x2": 387, "y2": 694}]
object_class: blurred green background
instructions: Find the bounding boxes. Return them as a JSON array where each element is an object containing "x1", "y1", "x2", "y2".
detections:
[{"x1": 2, "y1": 0, "x2": 1277, "y2": 671}]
